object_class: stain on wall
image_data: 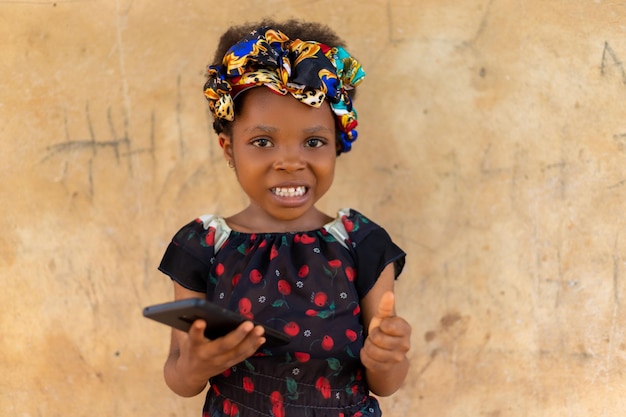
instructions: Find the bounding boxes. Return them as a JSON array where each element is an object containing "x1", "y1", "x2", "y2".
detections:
[{"x1": 3, "y1": 0, "x2": 626, "y2": 416}]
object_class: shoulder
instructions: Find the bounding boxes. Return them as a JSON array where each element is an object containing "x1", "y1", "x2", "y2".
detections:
[
  {"x1": 325, "y1": 208, "x2": 390, "y2": 245},
  {"x1": 171, "y1": 214, "x2": 232, "y2": 252},
  {"x1": 335, "y1": 208, "x2": 407, "y2": 282}
]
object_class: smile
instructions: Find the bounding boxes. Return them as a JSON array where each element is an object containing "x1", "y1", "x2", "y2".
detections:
[{"x1": 271, "y1": 186, "x2": 307, "y2": 197}]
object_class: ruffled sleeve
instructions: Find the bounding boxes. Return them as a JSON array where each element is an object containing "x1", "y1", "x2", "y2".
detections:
[
  {"x1": 158, "y1": 215, "x2": 231, "y2": 293},
  {"x1": 339, "y1": 209, "x2": 406, "y2": 299}
]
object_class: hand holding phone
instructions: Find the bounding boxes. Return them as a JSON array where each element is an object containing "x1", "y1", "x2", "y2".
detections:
[{"x1": 143, "y1": 298, "x2": 290, "y2": 348}]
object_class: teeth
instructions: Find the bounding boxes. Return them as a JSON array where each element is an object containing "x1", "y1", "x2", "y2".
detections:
[{"x1": 272, "y1": 186, "x2": 306, "y2": 197}]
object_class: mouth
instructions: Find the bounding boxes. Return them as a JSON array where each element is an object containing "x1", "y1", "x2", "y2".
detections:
[{"x1": 271, "y1": 185, "x2": 307, "y2": 198}]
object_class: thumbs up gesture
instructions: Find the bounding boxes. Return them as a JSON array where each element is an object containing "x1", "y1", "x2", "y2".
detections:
[
  {"x1": 368, "y1": 291, "x2": 396, "y2": 334},
  {"x1": 361, "y1": 290, "x2": 412, "y2": 379}
]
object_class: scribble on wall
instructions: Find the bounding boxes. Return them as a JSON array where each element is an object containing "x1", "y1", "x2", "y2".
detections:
[
  {"x1": 601, "y1": 42, "x2": 626, "y2": 85},
  {"x1": 41, "y1": 102, "x2": 156, "y2": 198}
]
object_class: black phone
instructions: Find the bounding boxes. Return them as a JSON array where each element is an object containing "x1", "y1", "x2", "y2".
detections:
[{"x1": 143, "y1": 298, "x2": 290, "y2": 347}]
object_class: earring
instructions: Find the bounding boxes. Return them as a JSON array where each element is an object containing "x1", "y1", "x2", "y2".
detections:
[{"x1": 226, "y1": 160, "x2": 234, "y2": 169}]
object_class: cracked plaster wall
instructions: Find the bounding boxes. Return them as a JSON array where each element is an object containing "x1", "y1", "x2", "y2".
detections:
[{"x1": 2, "y1": 1, "x2": 626, "y2": 416}]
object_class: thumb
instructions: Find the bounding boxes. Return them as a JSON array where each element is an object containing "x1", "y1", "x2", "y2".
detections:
[
  {"x1": 368, "y1": 291, "x2": 395, "y2": 334},
  {"x1": 188, "y1": 319, "x2": 207, "y2": 342}
]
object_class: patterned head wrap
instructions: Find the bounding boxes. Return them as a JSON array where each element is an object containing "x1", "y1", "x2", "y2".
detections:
[{"x1": 204, "y1": 26, "x2": 366, "y2": 154}]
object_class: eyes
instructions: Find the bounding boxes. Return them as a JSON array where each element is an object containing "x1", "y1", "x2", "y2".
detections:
[{"x1": 251, "y1": 137, "x2": 327, "y2": 149}]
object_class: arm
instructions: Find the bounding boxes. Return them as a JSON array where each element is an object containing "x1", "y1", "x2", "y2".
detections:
[
  {"x1": 163, "y1": 282, "x2": 267, "y2": 397},
  {"x1": 359, "y1": 263, "x2": 412, "y2": 397}
]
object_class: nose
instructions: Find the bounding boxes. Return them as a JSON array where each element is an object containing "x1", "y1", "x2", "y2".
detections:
[{"x1": 273, "y1": 146, "x2": 306, "y2": 172}]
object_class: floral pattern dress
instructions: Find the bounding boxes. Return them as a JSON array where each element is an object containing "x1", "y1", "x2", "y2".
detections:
[{"x1": 158, "y1": 208, "x2": 405, "y2": 417}]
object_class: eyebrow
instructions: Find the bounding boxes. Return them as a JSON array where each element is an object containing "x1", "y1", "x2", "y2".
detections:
[
  {"x1": 242, "y1": 125, "x2": 333, "y2": 135},
  {"x1": 302, "y1": 125, "x2": 334, "y2": 135},
  {"x1": 243, "y1": 125, "x2": 277, "y2": 134}
]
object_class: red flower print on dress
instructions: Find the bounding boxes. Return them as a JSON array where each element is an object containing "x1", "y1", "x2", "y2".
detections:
[
  {"x1": 294, "y1": 352, "x2": 310, "y2": 363},
  {"x1": 344, "y1": 266, "x2": 356, "y2": 282},
  {"x1": 270, "y1": 391, "x2": 282, "y2": 404},
  {"x1": 270, "y1": 391, "x2": 284, "y2": 417},
  {"x1": 204, "y1": 226, "x2": 216, "y2": 246},
  {"x1": 215, "y1": 262, "x2": 225, "y2": 276},
  {"x1": 299, "y1": 234, "x2": 316, "y2": 244},
  {"x1": 341, "y1": 215, "x2": 354, "y2": 232},
  {"x1": 272, "y1": 403, "x2": 285, "y2": 417},
  {"x1": 238, "y1": 298, "x2": 253, "y2": 319},
  {"x1": 345, "y1": 329, "x2": 357, "y2": 342},
  {"x1": 243, "y1": 376, "x2": 254, "y2": 394},
  {"x1": 223, "y1": 399, "x2": 232, "y2": 415},
  {"x1": 298, "y1": 264, "x2": 309, "y2": 278},
  {"x1": 231, "y1": 273, "x2": 241, "y2": 287},
  {"x1": 270, "y1": 244, "x2": 278, "y2": 260},
  {"x1": 249, "y1": 269, "x2": 262, "y2": 284},
  {"x1": 315, "y1": 376, "x2": 331, "y2": 399},
  {"x1": 313, "y1": 292, "x2": 327, "y2": 307},
  {"x1": 321, "y1": 335, "x2": 334, "y2": 351},
  {"x1": 277, "y1": 280, "x2": 291, "y2": 295},
  {"x1": 328, "y1": 259, "x2": 342, "y2": 268},
  {"x1": 283, "y1": 321, "x2": 300, "y2": 337}
]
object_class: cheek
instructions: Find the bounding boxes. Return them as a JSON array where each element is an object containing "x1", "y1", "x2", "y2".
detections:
[{"x1": 315, "y1": 157, "x2": 336, "y2": 187}]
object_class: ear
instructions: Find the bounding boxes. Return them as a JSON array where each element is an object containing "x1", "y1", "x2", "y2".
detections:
[{"x1": 219, "y1": 133, "x2": 234, "y2": 161}]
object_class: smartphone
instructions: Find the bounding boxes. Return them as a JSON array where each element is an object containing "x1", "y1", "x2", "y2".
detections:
[{"x1": 143, "y1": 298, "x2": 290, "y2": 347}]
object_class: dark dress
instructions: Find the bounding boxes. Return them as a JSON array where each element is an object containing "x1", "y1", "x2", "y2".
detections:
[{"x1": 159, "y1": 208, "x2": 405, "y2": 417}]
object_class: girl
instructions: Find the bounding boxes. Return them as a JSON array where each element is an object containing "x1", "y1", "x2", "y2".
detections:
[{"x1": 158, "y1": 19, "x2": 411, "y2": 417}]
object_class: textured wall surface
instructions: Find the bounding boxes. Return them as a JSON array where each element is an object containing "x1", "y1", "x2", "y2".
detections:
[{"x1": 3, "y1": 0, "x2": 626, "y2": 416}]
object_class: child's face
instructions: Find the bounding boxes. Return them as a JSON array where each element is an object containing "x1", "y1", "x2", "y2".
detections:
[{"x1": 221, "y1": 87, "x2": 337, "y2": 229}]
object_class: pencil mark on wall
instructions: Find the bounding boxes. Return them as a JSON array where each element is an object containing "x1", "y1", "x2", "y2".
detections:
[
  {"x1": 607, "y1": 178, "x2": 626, "y2": 190},
  {"x1": 480, "y1": 143, "x2": 507, "y2": 175},
  {"x1": 42, "y1": 102, "x2": 142, "y2": 198},
  {"x1": 45, "y1": 103, "x2": 131, "y2": 161},
  {"x1": 385, "y1": 0, "x2": 425, "y2": 44},
  {"x1": 612, "y1": 236, "x2": 620, "y2": 307},
  {"x1": 613, "y1": 133, "x2": 626, "y2": 152},
  {"x1": 123, "y1": 111, "x2": 156, "y2": 162},
  {"x1": 601, "y1": 41, "x2": 626, "y2": 85},
  {"x1": 176, "y1": 74, "x2": 185, "y2": 158},
  {"x1": 468, "y1": 0, "x2": 496, "y2": 45},
  {"x1": 385, "y1": 1, "x2": 395, "y2": 43},
  {"x1": 600, "y1": 235, "x2": 622, "y2": 414},
  {"x1": 115, "y1": 0, "x2": 134, "y2": 135}
]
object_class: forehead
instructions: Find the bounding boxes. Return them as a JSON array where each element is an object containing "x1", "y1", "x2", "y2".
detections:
[{"x1": 234, "y1": 87, "x2": 336, "y2": 131}]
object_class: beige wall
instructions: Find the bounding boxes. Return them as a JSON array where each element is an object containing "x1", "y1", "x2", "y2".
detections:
[{"x1": 3, "y1": 0, "x2": 626, "y2": 415}]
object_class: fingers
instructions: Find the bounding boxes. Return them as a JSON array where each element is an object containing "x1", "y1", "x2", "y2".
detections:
[
  {"x1": 187, "y1": 319, "x2": 209, "y2": 344},
  {"x1": 209, "y1": 321, "x2": 266, "y2": 352},
  {"x1": 367, "y1": 317, "x2": 412, "y2": 350},
  {"x1": 361, "y1": 316, "x2": 411, "y2": 373},
  {"x1": 187, "y1": 319, "x2": 263, "y2": 345},
  {"x1": 172, "y1": 318, "x2": 268, "y2": 385},
  {"x1": 213, "y1": 323, "x2": 266, "y2": 369},
  {"x1": 186, "y1": 319, "x2": 265, "y2": 363},
  {"x1": 368, "y1": 291, "x2": 395, "y2": 334}
]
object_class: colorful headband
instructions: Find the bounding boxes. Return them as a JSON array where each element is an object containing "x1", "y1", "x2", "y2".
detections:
[{"x1": 204, "y1": 26, "x2": 366, "y2": 154}]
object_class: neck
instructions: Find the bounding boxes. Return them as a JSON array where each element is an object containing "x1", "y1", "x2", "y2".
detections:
[{"x1": 226, "y1": 206, "x2": 333, "y2": 233}]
